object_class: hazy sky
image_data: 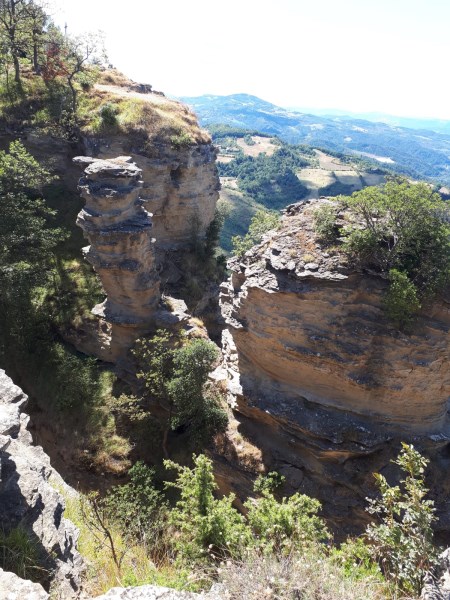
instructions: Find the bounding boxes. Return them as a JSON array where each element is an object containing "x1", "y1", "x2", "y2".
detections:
[{"x1": 50, "y1": 0, "x2": 450, "y2": 119}]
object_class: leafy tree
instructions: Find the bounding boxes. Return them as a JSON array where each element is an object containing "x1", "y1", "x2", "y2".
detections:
[
  {"x1": 313, "y1": 203, "x2": 339, "y2": 243},
  {"x1": 332, "y1": 178, "x2": 450, "y2": 325},
  {"x1": 0, "y1": 140, "x2": 63, "y2": 269},
  {"x1": 0, "y1": 0, "x2": 26, "y2": 88},
  {"x1": 231, "y1": 209, "x2": 279, "y2": 256},
  {"x1": 383, "y1": 269, "x2": 421, "y2": 328},
  {"x1": 365, "y1": 443, "x2": 438, "y2": 595},
  {"x1": 0, "y1": 0, "x2": 48, "y2": 88},
  {"x1": 342, "y1": 179, "x2": 450, "y2": 288},
  {"x1": 42, "y1": 30, "x2": 105, "y2": 114},
  {"x1": 103, "y1": 461, "x2": 168, "y2": 545},
  {"x1": 133, "y1": 331, "x2": 227, "y2": 456},
  {"x1": 0, "y1": 141, "x2": 65, "y2": 357}
]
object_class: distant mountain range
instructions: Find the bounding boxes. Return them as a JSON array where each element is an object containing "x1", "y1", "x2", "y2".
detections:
[
  {"x1": 286, "y1": 107, "x2": 450, "y2": 135},
  {"x1": 180, "y1": 93, "x2": 450, "y2": 184}
]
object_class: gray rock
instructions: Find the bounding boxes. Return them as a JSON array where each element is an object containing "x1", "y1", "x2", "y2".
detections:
[
  {"x1": 0, "y1": 568, "x2": 49, "y2": 599},
  {"x1": 0, "y1": 370, "x2": 84, "y2": 599},
  {"x1": 422, "y1": 548, "x2": 450, "y2": 600},
  {"x1": 0, "y1": 403, "x2": 21, "y2": 436},
  {"x1": 91, "y1": 585, "x2": 222, "y2": 599}
]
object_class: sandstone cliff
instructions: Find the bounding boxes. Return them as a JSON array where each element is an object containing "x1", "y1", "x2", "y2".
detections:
[
  {"x1": 74, "y1": 156, "x2": 160, "y2": 362},
  {"x1": 219, "y1": 199, "x2": 450, "y2": 534},
  {"x1": 82, "y1": 84, "x2": 219, "y2": 258}
]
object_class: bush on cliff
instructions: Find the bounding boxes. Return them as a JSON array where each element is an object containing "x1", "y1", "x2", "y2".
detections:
[
  {"x1": 313, "y1": 178, "x2": 450, "y2": 325},
  {"x1": 232, "y1": 208, "x2": 280, "y2": 256},
  {"x1": 365, "y1": 443, "x2": 438, "y2": 595}
]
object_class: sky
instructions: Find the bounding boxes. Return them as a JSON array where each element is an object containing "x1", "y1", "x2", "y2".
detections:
[{"x1": 50, "y1": 0, "x2": 450, "y2": 119}]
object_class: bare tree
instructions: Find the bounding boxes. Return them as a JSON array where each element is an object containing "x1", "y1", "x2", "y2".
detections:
[{"x1": 42, "y1": 30, "x2": 105, "y2": 114}]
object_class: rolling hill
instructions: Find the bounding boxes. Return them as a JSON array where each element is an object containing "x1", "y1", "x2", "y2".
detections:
[{"x1": 181, "y1": 93, "x2": 450, "y2": 185}]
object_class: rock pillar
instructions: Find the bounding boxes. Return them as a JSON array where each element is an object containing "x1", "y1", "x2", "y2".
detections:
[{"x1": 74, "y1": 156, "x2": 160, "y2": 362}]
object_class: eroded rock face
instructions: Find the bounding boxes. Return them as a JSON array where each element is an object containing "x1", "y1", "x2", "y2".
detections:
[
  {"x1": 83, "y1": 137, "x2": 219, "y2": 259},
  {"x1": 219, "y1": 199, "x2": 450, "y2": 534},
  {"x1": 0, "y1": 370, "x2": 83, "y2": 598},
  {"x1": 0, "y1": 568, "x2": 49, "y2": 600},
  {"x1": 74, "y1": 156, "x2": 160, "y2": 361},
  {"x1": 221, "y1": 199, "x2": 450, "y2": 432},
  {"x1": 421, "y1": 548, "x2": 450, "y2": 599}
]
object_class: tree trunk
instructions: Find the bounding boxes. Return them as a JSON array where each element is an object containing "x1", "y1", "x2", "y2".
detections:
[
  {"x1": 67, "y1": 74, "x2": 77, "y2": 114},
  {"x1": 33, "y1": 42, "x2": 40, "y2": 74},
  {"x1": 12, "y1": 54, "x2": 19, "y2": 81}
]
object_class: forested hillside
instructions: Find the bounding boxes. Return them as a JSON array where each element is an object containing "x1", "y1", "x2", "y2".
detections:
[
  {"x1": 181, "y1": 93, "x2": 450, "y2": 185},
  {"x1": 211, "y1": 126, "x2": 387, "y2": 251}
]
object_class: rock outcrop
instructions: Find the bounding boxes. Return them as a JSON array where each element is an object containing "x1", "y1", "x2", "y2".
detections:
[
  {"x1": 421, "y1": 549, "x2": 450, "y2": 599},
  {"x1": 82, "y1": 87, "x2": 219, "y2": 260},
  {"x1": 90, "y1": 584, "x2": 222, "y2": 600},
  {"x1": 0, "y1": 369, "x2": 83, "y2": 598},
  {"x1": 85, "y1": 141, "x2": 220, "y2": 262},
  {"x1": 74, "y1": 156, "x2": 160, "y2": 362},
  {"x1": 0, "y1": 568, "x2": 49, "y2": 600},
  {"x1": 219, "y1": 199, "x2": 450, "y2": 534}
]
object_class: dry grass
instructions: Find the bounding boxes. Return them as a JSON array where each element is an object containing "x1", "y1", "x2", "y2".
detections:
[
  {"x1": 61, "y1": 492, "x2": 196, "y2": 595},
  {"x1": 236, "y1": 136, "x2": 278, "y2": 157},
  {"x1": 79, "y1": 85, "x2": 210, "y2": 148},
  {"x1": 96, "y1": 69, "x2": 135, "y2": 88},
  {"x1": 218, "y1": 550, "x2": 390, "y2": 600}
]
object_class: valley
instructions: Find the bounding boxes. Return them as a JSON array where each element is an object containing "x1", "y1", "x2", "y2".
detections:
[{"x1": 181, "y1": 93, "x2": 450, "y2": 186}]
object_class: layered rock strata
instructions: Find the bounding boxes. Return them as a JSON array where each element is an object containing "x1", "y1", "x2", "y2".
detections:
[
  {"x1": 83, "y1": 134, "x2": 219, "y2": 257},
  {"x1": 0, "y1": 369, "x2": 83, "y2": 598},
  {"x1": 74, "y1": 156, "x2": 160, "y2": 362},
  {"x1": 220, "y1": 199, "x2": 450, "y2": 533},
  {"x1": 221, "y1": 199, "x2": 450, "y2": 432},
  {"x1": 84, "y1": 139, "x2": 219, "y2": 255}
]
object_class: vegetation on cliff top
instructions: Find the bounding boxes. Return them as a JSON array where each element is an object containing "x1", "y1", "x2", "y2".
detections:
[
  {"x1": 0, "y1": 0, "x2": 207, "y2": 151},
  {"x1": 313, "y1": 178, "x2": 450, "y2": 327}
]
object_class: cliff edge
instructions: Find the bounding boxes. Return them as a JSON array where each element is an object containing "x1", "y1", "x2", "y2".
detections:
[{"x1": 219, "y1": 199, "x2": 450, "y2": 534}]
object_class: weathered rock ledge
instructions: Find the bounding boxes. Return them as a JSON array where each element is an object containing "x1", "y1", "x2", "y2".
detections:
[
  {"x1": 83, "y1": 132, "x2": 219, "y2": 259},
  {"x1": 0, "y1": 369, "x2": 83, "y2": 598},
  {"x1": 221, "y1": 199, "x2": 450, "y2": 432}
]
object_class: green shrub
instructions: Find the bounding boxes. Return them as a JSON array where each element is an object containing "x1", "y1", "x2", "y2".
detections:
[
  {"x1": 0, "y1": 526, "x2": 48, "y2": 584},
  {"x1": 331, "y1": 537, "x2": 381, "y2": 581},
  {"x1": 383, "y1": 269, "x2": 421, "y2": 328},
  {"x1": 231, "y1": 209, "x2": 280, "y2": 256},
  {"x1": 165, "y1": 454, "x2": 250, "y2": 562},
  {"x1": 170, "y1": 130, "x2": 192, "y2": 149},
  {"x1": 339, "y1": 179, "x2": 450, "y2": 327},
  {"x1": 133, "y1": 331, "x2": 228, "y2": 453},
  {"x1": 313, "y1": 203, "x2": 339, "y2": 242},
  {"x1": 365, "y1": 443, "x2": 438, "y2": 595},
  {"x1": 99, "y1": 102, "x2": 119, "y2": 127},
  {"x1": 245, "y1": 479, "x2": 329, "y2": 554},
  {"x1": 42, "y1": 342, "x2": 102, "y2": 410},
  {"x1": 103, "y1": 461, "x2": 168, "y2": 546}
]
